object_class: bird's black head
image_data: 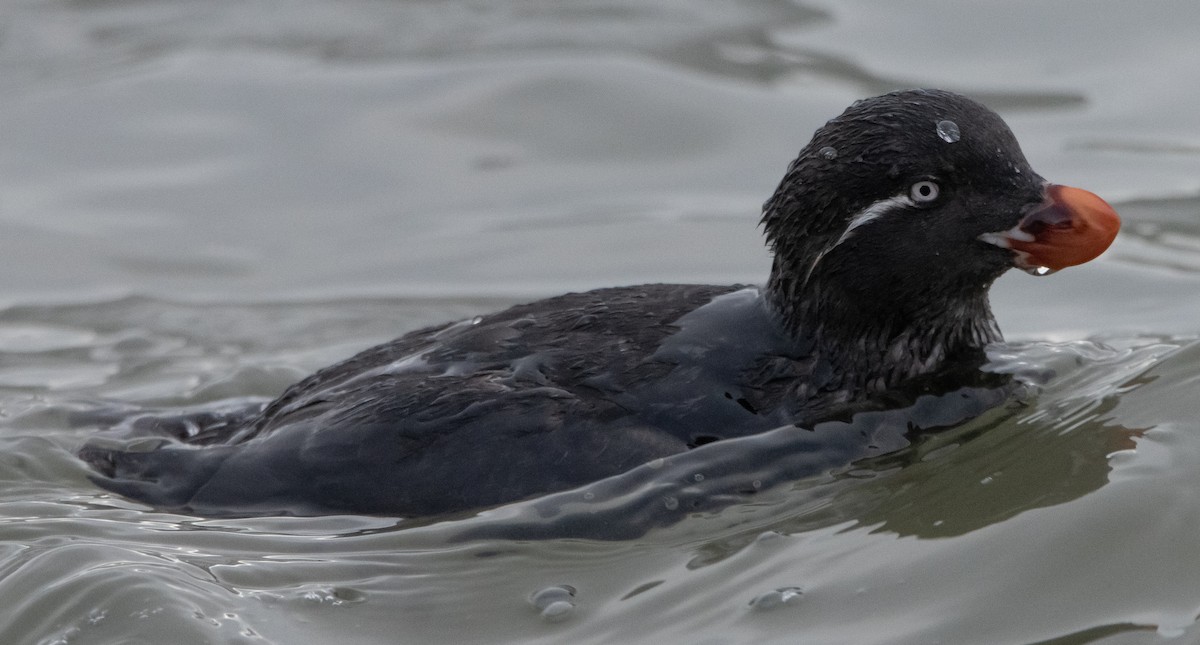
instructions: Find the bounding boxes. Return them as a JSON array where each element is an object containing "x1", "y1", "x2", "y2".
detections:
[{"x1": 761, "y1": 89, "x2": 1119, "y2": 383}]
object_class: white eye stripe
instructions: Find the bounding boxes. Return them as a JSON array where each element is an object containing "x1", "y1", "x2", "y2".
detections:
[
  {"x1": 802, "y1": 192, "x2": 918, "y2": 287},
  {"x1": 830, "y1": 193, "x2": 915, "y2": 249}
]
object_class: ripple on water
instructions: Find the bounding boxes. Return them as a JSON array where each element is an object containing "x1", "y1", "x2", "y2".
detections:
[
  {"x1": 0, "y1": 542, "x2": 270, "y2": 645},
  {"x1": 0, "y1": 324, "x2": 98, "y2": 353},
  {"x1": 3, "y1": 309, "x2": 1200, "y2": 644}
]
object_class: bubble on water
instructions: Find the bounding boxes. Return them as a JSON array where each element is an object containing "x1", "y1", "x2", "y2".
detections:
[
  {"x1": 818, "y1": 146, "x2": 838, "y2": 160},
  {"x1": 540, "y1": 601, "x2": 574, "y2": 622},
  {"x1": 936, "y1": 119, "x2": 960, "y2": 143},
  {"x1": 530, "y1": 584, "x2": 576, "y2": 606},
  {"x1": 582, "y1": 491, "x2": 594, "y2": 501},
  {"x1": 749, "y1": 587, "x2": 804, "y2": 611},
  {"x1": 663, "y1": 496, "x2": 679, "y2": 510},
  {"x1": 529, "y1": 585, "x2": 577, "y2": 622},
  {"x1": 692, "y1": 473, "x2": 704, "y2": 482}
]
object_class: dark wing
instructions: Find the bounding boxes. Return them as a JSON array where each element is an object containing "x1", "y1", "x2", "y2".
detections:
[
  {"x1": 83, "y1": 369, "x2": 689, "y2": 516},
  {"x1": 81, "y1": 284, "x2": 738, "y2": 516}
]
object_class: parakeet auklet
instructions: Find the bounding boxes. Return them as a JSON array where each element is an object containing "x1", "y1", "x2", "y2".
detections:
[{"x1": 79, "y1": 89, "x2": 1120, "y2": 518}]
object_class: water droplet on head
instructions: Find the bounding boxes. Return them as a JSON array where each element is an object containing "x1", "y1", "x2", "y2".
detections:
[
  {"x1": 936, "y1": 119, "x2": 960, "y2": 143},
  {"x1": 818, "y1": 146, "x2": 838, "y2": 160},
  {"x1": 471, "y1": 316, "x2": 483, "y2": 325}
]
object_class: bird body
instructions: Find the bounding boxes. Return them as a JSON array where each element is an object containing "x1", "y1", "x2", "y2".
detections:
[{"x1": 80, "y1": 90, "x2": 1120, "y2": 517}]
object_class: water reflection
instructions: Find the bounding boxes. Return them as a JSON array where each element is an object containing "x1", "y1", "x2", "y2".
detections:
[{"x1": 447, "y1": 338, "x2": 1177, "y2": 549}]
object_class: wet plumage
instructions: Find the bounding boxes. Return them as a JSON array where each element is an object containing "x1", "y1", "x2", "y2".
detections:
[{"x1": 79, "y1": 89, "x2": 1119, "y2": 517}]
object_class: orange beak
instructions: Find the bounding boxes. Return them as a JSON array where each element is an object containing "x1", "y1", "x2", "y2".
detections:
[{"x1": 979, "y1": 184, "x2": 1121, "y2": 275}]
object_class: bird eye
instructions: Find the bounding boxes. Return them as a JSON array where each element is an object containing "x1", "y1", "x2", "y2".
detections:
[{"x1": 910, "y1": 180, "x2": 940, "y2": 203}]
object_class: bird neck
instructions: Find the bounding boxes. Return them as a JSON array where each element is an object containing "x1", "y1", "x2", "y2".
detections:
[{"x1": 766, "y1": 255, "x2": 1002, "y2": 393}]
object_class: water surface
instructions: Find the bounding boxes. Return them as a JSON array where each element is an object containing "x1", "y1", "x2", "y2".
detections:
[{"x1": 3, "y1": 1, "x2": 1200, "y2": 643}]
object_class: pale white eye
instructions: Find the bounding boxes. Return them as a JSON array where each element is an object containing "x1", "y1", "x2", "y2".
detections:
[{"x1": 910, "y1": 180, "x2": 940, "y2": 203}]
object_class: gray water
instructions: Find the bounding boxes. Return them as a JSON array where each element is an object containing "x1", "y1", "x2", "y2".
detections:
[{"x1": 3, "y1": 1, "x2": 1200, "y2": 643}]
